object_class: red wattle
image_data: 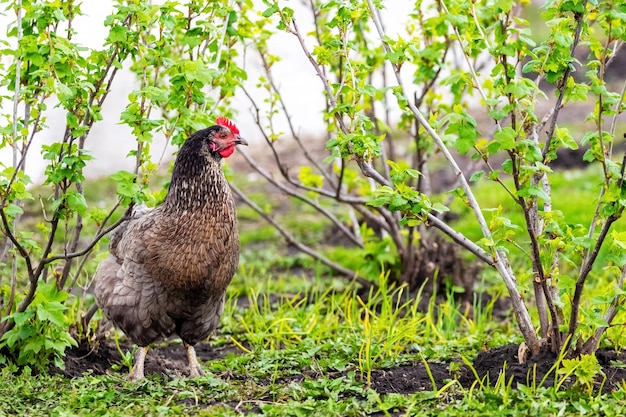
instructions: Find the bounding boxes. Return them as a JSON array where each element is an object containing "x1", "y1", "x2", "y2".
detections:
[{"x1": 219, "y1": 146, "x2": 235, "y2": 158}]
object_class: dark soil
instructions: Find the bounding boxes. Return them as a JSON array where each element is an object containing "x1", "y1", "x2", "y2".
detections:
[
  {"x1": 58, "y1": 337, "x2": 626, "y2": 395},
  {"x1": 369, "y1": 345, "x2": 626, "y2": 395},
  {"x1": 58, "y1": 339, "x2": 240, "y2": 380}
]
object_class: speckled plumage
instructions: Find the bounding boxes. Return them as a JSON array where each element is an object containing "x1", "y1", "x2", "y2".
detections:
[{"x1": 94, "y1": 123, "x2": 247, "y2": 379}]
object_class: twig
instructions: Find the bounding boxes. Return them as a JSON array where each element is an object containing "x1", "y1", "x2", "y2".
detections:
[
  {"x1": 542, "y1": 1, "x2": 588, "y2": 160},
  {"x1": 40, "y1": 207, "x2": 131, "y2": 265},
  {"x1": 439, "y1": 0, "x2": 502, "y2": 132},
  {"x1": 568, "y1": 215, "x2": 619, "y2": 342},
  {"x1": 237, "y1": 149, "x2": 363, "y2": 248},
  {"x1": 57, "y1": 35, "x2": 126, "y2": 288},
  {"x1": 68, "y1": 200, "x2": 124, "y2": 292},
  {"x1": 608, "y1": 80, "x2": 626, "y2": 152},
  {"x1": 581, "y1": 263, "x2": 626, "y2": 354},
  {"x1": 11, "y1": 0, "x2": 23, "y2": 169},
  {"x1": 253, "y1": 51, "x2": 337, "y2": 186},
  {"x1": 280, "y1": 7, "x2": 409, "y2": 257},
  {"x1": 585, "y1": 82, "x2": 626, "y2": 250},
  {"x1": 425, "y1": 214, "x2": 494, "y2": 266},
  {"x1": 230, "y1": 182, "x2": 372, "y2": 288},
  {"x1": 568, "y1": 153, "x2": 626, "y2": 343},
  {"x1": 286, "y1": 18, "x2": 349, "y2": 135}
]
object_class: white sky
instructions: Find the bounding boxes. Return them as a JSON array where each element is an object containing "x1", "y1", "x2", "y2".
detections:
[{"x1": 0, "y1": 1, "x2": 416, "y2": 181}]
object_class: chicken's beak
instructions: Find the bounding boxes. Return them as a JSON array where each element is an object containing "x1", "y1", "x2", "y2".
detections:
[{"x1": 235, "y1": 136, "x2": 249, "y2": 146}]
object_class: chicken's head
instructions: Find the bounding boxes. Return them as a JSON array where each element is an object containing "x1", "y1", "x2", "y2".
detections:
[{"x1": 209, "y1": 116, "x2": 248, "y2": 158}]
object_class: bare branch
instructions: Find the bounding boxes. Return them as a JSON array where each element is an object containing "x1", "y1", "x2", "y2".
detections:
[
  {"x1": 0, "y1": 209, "x2": 34, "y2": 281},
  {"x1": 426, "y1": 214, "x2": 494, "y2": 266},
  {"x1": 568, "y1": 213, "x2": 619, "y2": 344},
  {"x1": 40, "y1": 203, "x2": 129, "y2": 265},
  {"x1": 238, "y1": 149, "x2": 364, "y2": 248},
  {"x1": 68, "y1": 200, "x2": 125, "y2": 291},
  {"x1": 568, "y1": 152, "x2": 626, "y2": 343},
  {"x1": 254, "y1": 51, "x2": 337, "y2": 186},
  {"x1": 230, "y1": 182, "x2": 372, "y2": 288}
]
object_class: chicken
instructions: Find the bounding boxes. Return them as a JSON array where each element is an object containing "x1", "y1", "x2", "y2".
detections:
[{"x1": 94, "y1": 117, "x2": 248, "y2": 380}]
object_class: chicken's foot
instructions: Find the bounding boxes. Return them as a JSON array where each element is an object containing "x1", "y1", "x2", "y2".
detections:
[
  {"x1": 184, "y1": 342, "x2": 205, "y2": 378},
  {"x1": 128, "y1": 346, "x2": 149, "y2": 380}
]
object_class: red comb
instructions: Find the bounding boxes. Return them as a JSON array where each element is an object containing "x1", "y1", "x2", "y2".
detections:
[{"x1": 216, "y1": 116, "x2": 239, "y2": 135}]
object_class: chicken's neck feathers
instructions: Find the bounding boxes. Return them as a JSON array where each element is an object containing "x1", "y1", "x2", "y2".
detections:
[{"x1": 163, "y1": 155, "x2": 231, "y2": 213}]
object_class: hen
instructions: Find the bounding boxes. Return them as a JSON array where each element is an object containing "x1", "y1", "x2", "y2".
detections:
[{"x1": 94, "y1": 117, "x2": 247, "y2": 380}]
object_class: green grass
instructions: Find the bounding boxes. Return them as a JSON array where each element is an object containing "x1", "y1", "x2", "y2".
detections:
[
  {"x1": 1, "y1": 269, "x2": 625, "y2": 416},
  {"x1": 5, "y1": 229, "x2": 626, "y2": 416},
  {"x1": 3, "y1": 366, "x2": 626, "y2": 417},
  {"x1": 4, "y1": 156, "x2": 626, "y2": 415}
]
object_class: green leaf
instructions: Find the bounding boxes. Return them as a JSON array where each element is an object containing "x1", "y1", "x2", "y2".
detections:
[
  {"x1": 554, "y1": 127, "x2": 579, "y2": 150},
  {"x1": 493, "y1": 127, "x2": 517, "y2": 150},
  {"x1": 65, "y1": 191, "x2": 88, "y2": 216},
  {"x1": 262, "y1": 4, "x2": 279, "y2": 17},
  {"x1": 518, "y1": 185, "x2": 550, "y2": 201},
  {"x1": 108, "y1": 25, "x2": 128, "y2": 43},
  {"x1": 432, "y1": 203, "x2": 449, "y2": 213},
  {"x1": 469, "y1": 171, "x2": 485, "y2": 182},
  {"x1": 56, "y1": 83, "x2": 74, "y2": 102},
  {"x1": 298, "y1": 166, "x2": 324, "y2": 188},
  {"x1": 454, "y1": 124, "x2": 478, "y2": 154},
  {"x1": 502, "y1": 159, "x2": 513, "y2": 174},
  {"x1": 36, "y1": 303, "x2": 67, "y2": 327},
  {"x1": 111, "y1": 170, "x2": 141, "y2": 201},
  {"x1": 5, "y1": 203, "x2": 24, "y2": 217},
  {"x1": 611, "y1": 230, "x2": 626, "y2": 250},
  {"x1": 443, "y1": 110, "x2": 479, "y2": 155},
  {"x1": 503, "y1": 80, "x2": 533, "y2": 98},
  {"x1": 389, "y1": 194, "x2": 408, "y2": 210},
  {"x1": 22, "y1": 339, "x2": 43, "y2": 355},
  {"x1": 7, "y1": 311, "x2": 34, "y2": 326},
  {"x1": 488, "y1": 170, "x2": 500, "y2": 181}
]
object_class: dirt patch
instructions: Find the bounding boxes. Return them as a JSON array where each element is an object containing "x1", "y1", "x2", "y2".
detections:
[
  {"x1": 57, "y1": 339, "x2": 240, "y2": 379},
  {"x1": 369, "y1": 362, "x2": 451, "y2": 394},
  {"x1": 461, "y1": 344, "x2": 626, "y2": 394},
  {"x1": 58, "y1": 338, "x2": 626, "y2": 395}
]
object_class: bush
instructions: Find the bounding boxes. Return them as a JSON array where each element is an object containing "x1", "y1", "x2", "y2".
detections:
[
  {"x1": 233, "y1": 0, "x2": 626, "y2": 357},
  {"x1": 0, "y1": 0, "x2": 624, "y2": 370}
]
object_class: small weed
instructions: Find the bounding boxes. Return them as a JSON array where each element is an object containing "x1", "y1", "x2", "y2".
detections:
[
  {"x1": 111, "y1": 331, "x2": 136, "y2": 373},
  {"x1": 557, "y1": 354, "x2": 604, "y2": 394}
]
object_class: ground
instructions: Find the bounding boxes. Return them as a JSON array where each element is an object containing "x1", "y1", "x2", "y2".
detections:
[
  {"x1": 59, "y1": 336, "x2": 626, "y2": 396},
  {"x1": 53, "y1": 100, "x2": 626, "y2": 401}
]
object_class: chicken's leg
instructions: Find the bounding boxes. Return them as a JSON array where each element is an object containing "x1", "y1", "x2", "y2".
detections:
[
  {"x1": 128, "y1": 346, "x2": 149, "y2": 380},
  {"x1": 184, "y1": 342, "x2": 205, "y2": 378}
]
